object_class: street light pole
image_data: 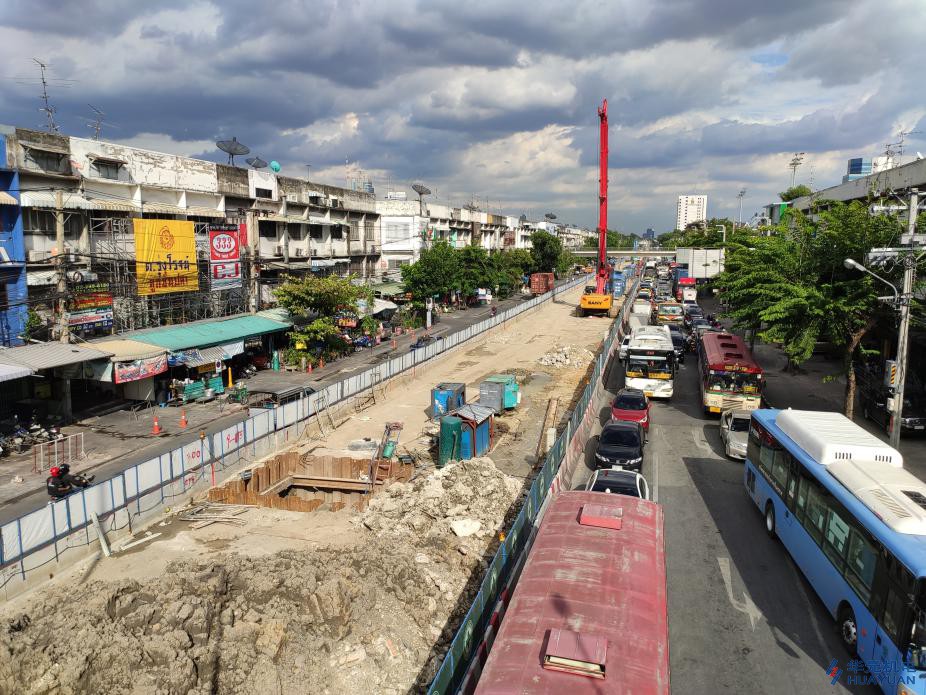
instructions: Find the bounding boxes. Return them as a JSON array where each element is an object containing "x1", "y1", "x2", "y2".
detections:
[
  {"x1": 715, "y1": 225, "x2": 727, "y2": 244},
  {"x1": 891, "y1": 188, "x2": 918, "y2": 448}
]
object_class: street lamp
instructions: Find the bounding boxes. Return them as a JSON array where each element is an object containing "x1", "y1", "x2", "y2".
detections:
[
  {"x1": 844, "y1": 257, "x2": 904, "y2": 448},
  {"x1": 715, "y1": 225, "x2": 727, "y2": 244}
]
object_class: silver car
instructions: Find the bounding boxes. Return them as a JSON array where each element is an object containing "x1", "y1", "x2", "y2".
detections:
[{"x1": 719, "y1": 409, "x2": 751, "y2": 459}]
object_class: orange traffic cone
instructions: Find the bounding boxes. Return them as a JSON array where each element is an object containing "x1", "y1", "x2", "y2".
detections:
[
  {"x1": 151, "y1": 415, "x2": 162, "y2": 435},
  {"x1": 391, "y1": 339, "x2": 397, "y2": 349},
  {"x1": 179, "y1": 409, "x2": 188, "y2": 429},
  {"x1": 307, "y1": 362, "x2": 313, "y2": 374},
  {"x1": 319, "y1": 357, "x2": 325, "y2": 369}
]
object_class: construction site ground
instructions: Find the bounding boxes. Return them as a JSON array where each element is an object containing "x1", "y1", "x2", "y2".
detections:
[{"x1": 0, "y1": 285, "x2": 610, "y2": 695}]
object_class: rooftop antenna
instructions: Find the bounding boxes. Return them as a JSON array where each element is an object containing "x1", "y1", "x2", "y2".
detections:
[
  {"x1": 245, "y1": 156, "x2": 267, "y2": 169},
  {"x1": 896, "y1": 130, "x2": 922, "y2": 161},
  {"x1": 87, "y1": 104, "x2": 106, "y2": 140},
  {"x1": 33, "y1": 58, "x2": 59, "y2": 132},
  {"x1": 788, "y1": 152, "x2": 805, "y2": 187},
  {"x1": 216, "y1": 137, "x2": 250, "y2": 166}
]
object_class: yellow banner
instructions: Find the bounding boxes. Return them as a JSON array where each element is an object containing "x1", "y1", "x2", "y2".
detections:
[{"x1": 133, "y1": 219, "x2": 200, "y2": 296}]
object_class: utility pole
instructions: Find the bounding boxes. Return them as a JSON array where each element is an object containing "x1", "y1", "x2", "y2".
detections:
[
  {"x1": 55, "y1": 189, "x2": 69, "y2": 343},
  {"x1": 246, "y1": 210, "x2": 259, "y2": 313},
  {"x1": 737, "y1": 188, "x2": 747, "y2": 228},
  {"x1": 889, "y1": 188, "x2": 918, "y2": 448}
]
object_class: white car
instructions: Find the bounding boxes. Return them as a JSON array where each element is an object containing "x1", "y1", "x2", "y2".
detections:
[
  {"x1": 719, "y1": 408, "x2": 752, "y2": 459},
  {"x1": 585, "y1": 468, "x2": 650, "y2": 500}
]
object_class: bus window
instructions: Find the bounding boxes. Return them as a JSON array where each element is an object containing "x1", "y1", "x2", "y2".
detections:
[
  {"x1": 844, "y1": 529, "x2": 877, "y2": 603},
  {"x1": 771, "y1": 450, "x2": 790, "y2": 490},
  {"x1": 803, "y1": 483, "x2": 827, "y2": 545},
  {"x1": 823, "y1": 507, "x2": 851, "y2": 569},
  {"x1": 883, "y1": 586, "x2": 909, "y2": 647},
  {"x1": 795, "y1": 472, "x2": 810, "y2": 521},
  {"x1": 747, "y1": 423, "x2": 762, "y2": 464},
  {"x1": 785, "y1": 458, "x2": 799, "y2": 511}
]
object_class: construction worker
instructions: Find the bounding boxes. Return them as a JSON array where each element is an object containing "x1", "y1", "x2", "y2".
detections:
[{"x1": 46, "y1": 467, "x2": 73, "y2": 499}]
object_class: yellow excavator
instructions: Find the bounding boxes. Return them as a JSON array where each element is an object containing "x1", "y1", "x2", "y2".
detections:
[{"x1": 577, "y1": 99, "x2": 619, "y2": 319}]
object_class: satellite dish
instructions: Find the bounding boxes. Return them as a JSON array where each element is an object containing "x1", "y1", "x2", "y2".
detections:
[
  {"x1": 519, "y1": 214, "x2": 528, "y2": 222},
  {"x1": 269, "y1": 160, "x2": 281, "y2": 172},
  {"x1": 246, "y1": 156, "x2": 268, "y2": 169},
  {"x1": 412, "y1": 183, "x2": 431, "y2": 196},
  {"x1": 545, "y1": 213, "x2": 557, "y2": 220},
  {"x1": 216, "y1": 137, "x2": 250, "y2": 166}
]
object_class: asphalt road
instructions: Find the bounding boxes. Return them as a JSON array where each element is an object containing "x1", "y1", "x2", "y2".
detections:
[{"x1": 572, "y1": 344, "x2": 879, "y2": 694}]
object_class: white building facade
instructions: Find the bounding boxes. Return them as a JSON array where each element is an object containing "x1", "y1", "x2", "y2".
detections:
[{"x1": 676, "y1": 195, "x2": 708, "y2": 230}]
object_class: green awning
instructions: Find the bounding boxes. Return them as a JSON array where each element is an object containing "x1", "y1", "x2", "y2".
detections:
[
  {"x1": 123, "y1": 315, "x2": 292, "y2": 352},
  {"x1": 373, "y1": 282, "x2": 405, "y2": 296}
]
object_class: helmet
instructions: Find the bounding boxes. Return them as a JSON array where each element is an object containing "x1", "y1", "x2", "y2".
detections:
[{"x1": 50, "y1": 466, "x2": 61, "y2": 477}]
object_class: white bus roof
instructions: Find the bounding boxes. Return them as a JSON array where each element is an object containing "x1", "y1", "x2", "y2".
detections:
[
  {"x1": 773, "y1": 410, "x2": 925, "y2": 534},
  {"x1": 775, "y1": 410, "x2": 902, "y2": 468}
]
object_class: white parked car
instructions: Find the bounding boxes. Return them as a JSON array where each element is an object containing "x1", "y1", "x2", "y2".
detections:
[
  {"x1": 719, "y1": 409, "x2": 752, "y2": 459},
  {"x1": 585, "y1": 468, "x2": 650, "y2": 499},
  {"x1": 619, "y1": 336, "x2": 631, "y2": 360}
]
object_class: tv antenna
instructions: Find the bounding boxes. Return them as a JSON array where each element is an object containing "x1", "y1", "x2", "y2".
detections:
[
  {"x1": 87, "y1": 104, "x2": 107, "y2": 140},
  {"x1": 216, "y1": 137, "x2": 250, "y2": 166},
  {"x1": 33, "y1": 58, "x2": 59, "y2": 132},
  {"x1": 245, "y1": 156, "x2": 267, "y2": 169},
  {"x1": 788, "y1": 152, "x2": 805, "y2": 187},
  {"x1": 893, "y1": 130, "x2": 922, "y2": 160}
]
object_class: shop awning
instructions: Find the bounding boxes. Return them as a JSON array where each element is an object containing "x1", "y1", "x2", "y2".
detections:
[
  {"x1": 0, "y1": 343, "x2": 112, "y2": 370},
  {"x1": 180, "y1": 346, "x2": 226, "y2": 367},
  {"x1": 20, "y1": 140, "x2": 69, "y2": 155},
  {"x1": 311, "y1": 259, "x2": 336, "y2": 269},
  {"x1": 0, "y1": 191, "x2": 17, "y2": 206},
  {"x1": 87, "y1": 153, "x2": 127, "y2": 165},
  {"x1": 373, "y1": 282, "x2": 405, "y2": 296},
  {"x1": 0, "y1": 362, "x2": 33, "y2": 382},
  {"x1": 20, "y1": 190, "x2": 138, "y2": 212},
  {"x1": 123, "y1": 314, "x2": 292, "y2": 352},
  {"x1": 89, "y1": 339, "x2": 167, "y2": 363}
]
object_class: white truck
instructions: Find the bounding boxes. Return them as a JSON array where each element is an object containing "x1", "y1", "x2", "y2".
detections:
[{"x1": 624, "y1": 325, "x2": 676, "y2": 398}]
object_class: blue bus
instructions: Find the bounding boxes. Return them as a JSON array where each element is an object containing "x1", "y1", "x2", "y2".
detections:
[{"x1": 744, "y1": 409, "x2": 926, "y2": 693}]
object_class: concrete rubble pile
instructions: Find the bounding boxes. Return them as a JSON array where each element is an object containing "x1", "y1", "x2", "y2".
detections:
[
  {"x1": 0, "y1": 457, "x2": 521, "y2": 695},
  {"x1": 538, "y1": 343, "x2": 595, "y2": 368}
]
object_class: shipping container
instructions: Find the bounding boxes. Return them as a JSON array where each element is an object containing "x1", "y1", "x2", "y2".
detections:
[
  {"x1": 485, "y1": 374, "x2": 520, "y2": 410},
  {"x1": 431, "y1": 382, "x2": 466, "y2": 418},
  {"x1": 529, "y1": 272, "x2": 555, "y2": 295}
]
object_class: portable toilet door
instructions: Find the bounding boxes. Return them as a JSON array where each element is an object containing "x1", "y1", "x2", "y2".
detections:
[
  {"x1": 458, "y1": 420, "x2": 476, "y2": 460},
  {"x1": 474, "y1": 418, "x2": 491, "y2": 456},
  {"x1": 438, "y1": 416, "x2": 463, "y2": 467}
]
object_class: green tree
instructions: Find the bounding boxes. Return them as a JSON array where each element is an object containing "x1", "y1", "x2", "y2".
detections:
[
  {"x1": 779, "y1": 184, "x2": 813, "y2": 202},
  {"x1": 583, "y1": 230, "x2": 635, "y2": 249},
  {"x1": 21, "y1": 309, "x2": 44, "y2": 342},
  {"x1": 457, "y1": 246, "x2": 495, "y2": 296},
  {"x1": 401, "y1": 241, "x2": 461, "y2": 303},
  {"x1": 530, "y1": 231, "x2": 563, "y2": 272},
  {"x1": 719, "y1": 203, "x2": 907, "y2": 418},
  {"x1": 273, "y1": 274, "x2": 372, "y2": 358},
  {"x1": 556, "y1": 249, "x2": 578, "y2": 276}
]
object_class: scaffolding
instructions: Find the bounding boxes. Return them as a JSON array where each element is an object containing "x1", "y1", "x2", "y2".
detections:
[{"x1": 89, "y1": 215, "x2": 248, "y2": 333}]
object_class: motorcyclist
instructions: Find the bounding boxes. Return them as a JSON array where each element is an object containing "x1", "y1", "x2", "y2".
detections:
[
  {"x1": 46, "y1": 467, "x2": 73, "y2": 499},
  {"x1": 491, "y1": 305, "x2": 498, "y2": 318},
  {"x1": 59, "y1": 463, "x2": 93, "y2": 488}
]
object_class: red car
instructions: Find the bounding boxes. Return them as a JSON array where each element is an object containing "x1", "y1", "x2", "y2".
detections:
[{"x1": 610, "y1": 387, "x2": 651, "y2": 432}]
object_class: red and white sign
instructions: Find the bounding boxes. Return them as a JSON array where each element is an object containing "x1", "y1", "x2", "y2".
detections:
[
  {"x1": 209, "y1": 225, "x2": 240, "y2": 262},
  {"x1": 209, "y1": 224, "x2": 242, "y2": 290}
]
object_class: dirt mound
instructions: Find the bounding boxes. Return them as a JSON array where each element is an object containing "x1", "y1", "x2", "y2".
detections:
[
  {"x1": 538, "y1": 344, "x2": 595, "y2": 368},
  {"x1": 0, "y1": 458, "x2": 522, "y2": 695}
]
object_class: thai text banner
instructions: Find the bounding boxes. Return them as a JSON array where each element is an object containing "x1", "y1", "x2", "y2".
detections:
[{"x1": 133, "y1": 219, "x2": 200, "y2": 296}]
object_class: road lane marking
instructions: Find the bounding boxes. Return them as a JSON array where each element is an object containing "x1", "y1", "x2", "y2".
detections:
[
  {"x1": 717, "y1": 556, "x2": 763, "y2": 631},
  {"x1": 652, "y1": 449, "x2": 659, "y2": 502},
  {"x1": 692, "y1": 426, "x2": 712, "y2": 454}
]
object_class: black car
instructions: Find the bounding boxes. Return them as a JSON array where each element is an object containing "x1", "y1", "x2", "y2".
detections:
[
  {"x1": 585, "y1": 469, "x2": 650, "y2": 499},
  {"x1": 409, "y1": 334, "x2": 443, "y2": 351},
  {"x1": 670, "y1": 332, "x2": 687, "y2": 361},
  {"x1": 860, "y1": 382, "x2": 926, "y2": 434},
  {"x1": 594, "y1": 421, "x2": 645, "y2": 470}
]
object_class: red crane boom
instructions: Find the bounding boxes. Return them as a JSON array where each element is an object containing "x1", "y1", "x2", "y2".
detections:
[{"x1": 596, "y1": 99, "x2": 609, "y2": 294}]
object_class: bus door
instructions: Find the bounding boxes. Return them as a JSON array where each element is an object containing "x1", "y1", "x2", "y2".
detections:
[{"x1": 781, "y1": 456, "x2": 800, "y2": 538}]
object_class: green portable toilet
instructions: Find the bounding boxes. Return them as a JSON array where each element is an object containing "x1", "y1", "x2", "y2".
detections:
[
  {"x1": 438, "y1": 416, "x2": 462, "y2": 468},
  {"x1": 485, "y1": 374, "x2": 521, "y2": 410}
]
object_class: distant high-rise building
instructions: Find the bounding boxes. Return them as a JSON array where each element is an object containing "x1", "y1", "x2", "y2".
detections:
[
  {"x1": 842, "y1": 157, "x2": 872, "y2": 183},
  {"x1": 676, "y1": 195, "x2": 707, "y2": 231},
  {"x1": 644, "y1": 228, "x2": 655, "y2": 240}
]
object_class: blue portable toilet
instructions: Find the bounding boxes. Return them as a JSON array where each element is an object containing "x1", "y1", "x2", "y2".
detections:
[
  {"x1": 449, "y1": 404, "x2": 495, "y2": 459},
  {"x1": 431, "y1": 382, "x2": 466, "y2": 418}
]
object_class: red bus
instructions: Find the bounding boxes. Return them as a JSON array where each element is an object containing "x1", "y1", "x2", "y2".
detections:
[
  {"x1": 696, "y1": 331, "x2": 763, "y2": 414},
  {"x1": 474, "y1": 491, "x2": 669, "y2": 695}
]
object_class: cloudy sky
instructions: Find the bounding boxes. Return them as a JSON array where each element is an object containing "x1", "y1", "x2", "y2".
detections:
[{"x1": 1, "y1": 0, "x2": 924, "y2": 233}]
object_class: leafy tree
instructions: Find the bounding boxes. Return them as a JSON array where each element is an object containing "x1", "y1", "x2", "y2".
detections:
[
  {"x1": 499, "y1": 248, "x2": 533, "y2": 276},
  {"x1": 401, "y1": 241, "x2": 461, "y2": 303},
  {"x1": 21, "y1": 309, "x2": 44, "y2": 342},
  {"x1": 273, "y1": 274, "x2": 372, "y2": 359},
  {"x1": 719, "y1": 203, "x2": 909, "y2": 418},
  {"x1": 530, "y1": 231, "x2": 563, "y2": 272},
  {"x1": 779, "y1": 185, "x2": 812, "y2": 202},
  {"x1": 556, "y1": 249, "x2": 578, "y2": 277},
  {"x1": 457, "y1": 246, "x2": 494, "y2": 296},
  {"x1": 583, "y1": 230, "x2": 635, "y2": 249}
]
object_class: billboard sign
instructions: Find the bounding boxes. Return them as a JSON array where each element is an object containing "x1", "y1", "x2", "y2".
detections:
[
  {"x1": 209, "y1": 223, "x2": 242, "y2": 290},
  {"x1": 133, "y1": 219, "x2": 199, "y2": 296},
  {"x1": 113, "y1": 355, "x2": 168, "y2": 384}
]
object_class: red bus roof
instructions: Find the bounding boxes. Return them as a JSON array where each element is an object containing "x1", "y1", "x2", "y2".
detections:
[
  {"x1": 475, "y1": 491, "x2": 669, "y2": 695},
  {"x1": 677, "y1": 277, "x2": 696, "y2": 286},
  {"x1": 699, "y1": 331, "x2": 762, "y2": 373}
]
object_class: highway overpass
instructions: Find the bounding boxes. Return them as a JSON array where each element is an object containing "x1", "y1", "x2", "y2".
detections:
[{"x1": 571, "y1": 249, "x2": 675, "y2": 257}]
